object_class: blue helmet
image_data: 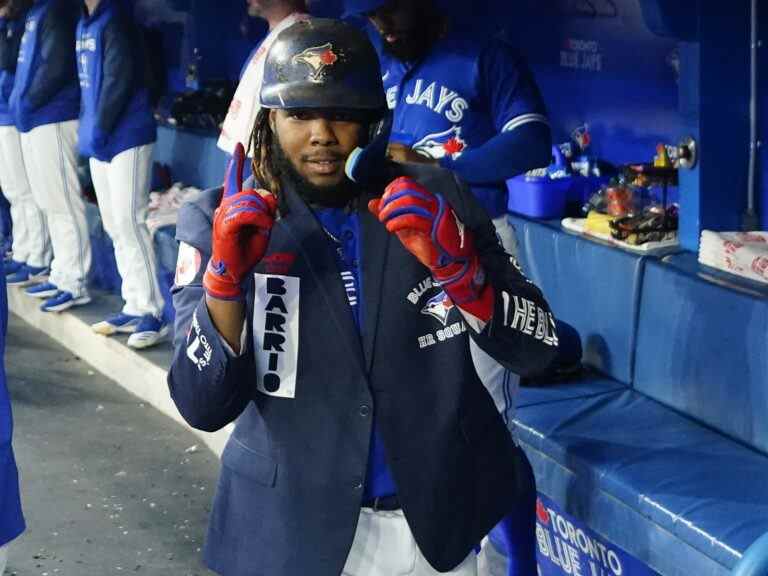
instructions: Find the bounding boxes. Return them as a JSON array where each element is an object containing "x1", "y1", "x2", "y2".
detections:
[{"x1": 260, "y1": 18, "x2": 386, "y2": 113}]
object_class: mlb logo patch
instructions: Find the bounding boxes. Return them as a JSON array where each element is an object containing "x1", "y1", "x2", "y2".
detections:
[{"x1": 175, "y1": 242, "x2": 202, "y2": 287}]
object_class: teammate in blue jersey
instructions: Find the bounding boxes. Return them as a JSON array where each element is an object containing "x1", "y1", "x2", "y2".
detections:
[
  {"x1": 76, "y1": 0, "x2": 167, "y2": 348},
  {"x1": 168, "y1": 18, "x2": 557, "y2": 576},
  {"x1": 344, "y1": 0, "x2": 552, "y2": 235},
  {"x1": 9, "y1": 0, "x2": 92, "y2": 312},
  {"x1": 0, "y1": 0, "x2": 51, "y2": 287},
  {"x1": 343, "y1": 1, "x2": 554, "y2": 574}
]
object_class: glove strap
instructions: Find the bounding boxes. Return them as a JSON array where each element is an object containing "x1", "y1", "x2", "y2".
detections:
[
  {"x1": 433, "y1": 254, "x2": 493, "y2": 323},
  {"x1": 203, "y1": 260, "x2": 245, "y2": 301}
]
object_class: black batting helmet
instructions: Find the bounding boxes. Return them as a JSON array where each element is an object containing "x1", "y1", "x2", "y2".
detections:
[{"x1": 260, "y1": 18, "x2": 387, "y2": 112}]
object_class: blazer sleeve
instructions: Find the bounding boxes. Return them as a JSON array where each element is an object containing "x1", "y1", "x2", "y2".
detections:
[
  {"x1": 167, "y1": 199, "x2": 254, "y2": 433},
  {"x1": 445, "y1": 172, "x2": 559, "y2": 377}
]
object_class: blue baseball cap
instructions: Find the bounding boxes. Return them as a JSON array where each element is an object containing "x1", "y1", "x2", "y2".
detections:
[{"x1": 342, "y1": 0, "x2": 387, "y2": 17}]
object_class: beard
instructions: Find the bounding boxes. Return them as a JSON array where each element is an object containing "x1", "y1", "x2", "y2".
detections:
[
  {"x1": 271, "y1": 137, "x2": 361, "y2": 209},
  {"x1": 381, "y1": 32, "x2": 434, "y2": 62},
  {"x1": 379, "y1": 6, "x2": 443, "y2": 62}
]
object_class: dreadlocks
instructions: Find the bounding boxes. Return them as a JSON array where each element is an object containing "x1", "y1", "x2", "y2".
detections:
[{"x1": 248, "y1": 108, "x2": 281, "y2": 197}]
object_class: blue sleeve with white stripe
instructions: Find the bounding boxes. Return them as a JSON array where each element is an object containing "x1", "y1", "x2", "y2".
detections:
[
  {"x1": 439, "y1": 122, "x2": 552, "y2": 184},
  {"x1": 480, "y1": 37, "x2": 548, "y2": 134},
  {"x1": 438, "y1": 37, "x2": 552, "y2": 184}
]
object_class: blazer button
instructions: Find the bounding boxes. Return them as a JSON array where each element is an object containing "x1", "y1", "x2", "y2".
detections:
[
  {"x1": 359, "y1": 404, "x2": 370, "y2": 417},
  {"x1": 353, "y1": 477, "x2": 364, "y2": 490}
]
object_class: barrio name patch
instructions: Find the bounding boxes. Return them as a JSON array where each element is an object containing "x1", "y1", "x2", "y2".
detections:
[{"x1": 252, "y1": 274, "x2": 300, "y2": 398}]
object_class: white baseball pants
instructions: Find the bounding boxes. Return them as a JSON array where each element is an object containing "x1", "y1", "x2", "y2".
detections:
[
  {"x1": 20, "y1": 120, "x2": 91, "y2": 297},
  {"x1": 0, "y1": 543, "x2": 7, "y2": 575},
  {"x1": 89, "y1": 144, "x2": 163, "y2": 317},
  {"x1": 342, "y1": 508, "x2": 477, "y2": 576},
  {"x1": 0, "y1": 125, "x2": 51, "y2": 267}
]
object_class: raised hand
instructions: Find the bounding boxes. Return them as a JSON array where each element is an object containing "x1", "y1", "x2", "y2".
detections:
[
  {"x1": 203, "y1": 143, "x2": 278, "y2": 300},
  {"x1": 369, "y1": 177, "x2": 492, "y2": 319}
]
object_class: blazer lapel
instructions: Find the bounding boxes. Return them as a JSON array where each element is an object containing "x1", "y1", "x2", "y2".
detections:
[{"x1": 360, "y1": 196, "x2": 391, "y2": 374}]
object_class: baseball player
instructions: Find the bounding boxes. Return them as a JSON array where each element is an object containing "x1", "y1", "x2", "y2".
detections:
[
  {"x1": 217, "y1": 0, "x2": 308, "y2": 157},
  {"x1": 0, "y1": 260, "x2": 25, "y2": 576},
  {"x1": 9, "y1": 0, "x2": 92, "y2": 312},
  {"x1": 76, "y1": 0, "x2": 166, "y2": 349},
  {"x1": 343, "y1": 1, "x2": 554, "y2": 574},
  {"x1": 168, "y1": 18, "x2": 558, "y2": 576},
  {"x1": 0, "y1": 0, "x2": 51, "y2": 286}
]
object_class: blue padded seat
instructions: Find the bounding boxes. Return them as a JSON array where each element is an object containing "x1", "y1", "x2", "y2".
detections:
[
  {"x1": 515, "y1": 390, "x2": 768, "y2": 575},
  {"x1": 517, "y1": 371, "x2": 626, "y2": 408},
  {"x1": 634, "y1": 253, "x2": 768, "y2": 454},
  {"x1": 509, "y1": 214, "x2": 646, "y2": 385}
]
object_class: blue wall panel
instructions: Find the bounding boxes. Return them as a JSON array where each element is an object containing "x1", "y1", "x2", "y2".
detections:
[
  {"x1": 153, "y1": 126, "x2": 228, "y2": 190},
  {"x1": 500, "y1": 1, "x2": 684, "y2": 164}
]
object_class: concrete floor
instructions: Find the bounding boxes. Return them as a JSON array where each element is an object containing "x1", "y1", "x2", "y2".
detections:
[{"x1": 4, "y1": 312, "x2": 218, "y2": 576}]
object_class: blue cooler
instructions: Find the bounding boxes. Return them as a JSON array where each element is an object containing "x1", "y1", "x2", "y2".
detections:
[{"x1": 507, "y1": 146, "x2": 570, "y2": 219}]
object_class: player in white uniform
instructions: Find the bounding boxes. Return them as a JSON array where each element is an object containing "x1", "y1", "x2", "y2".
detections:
[
  {"x1": 217, "y1": 0, "x2": 308, "y2": 158},
  {"x1": 9, "y1": 0, "x2": 91, "y2": 312},
  {"x1": 76, "y1": 0, "x2": 167, "y2": 348},
  {"x1": 0, "y1": 0, "x2": 51, "y2": 285}
]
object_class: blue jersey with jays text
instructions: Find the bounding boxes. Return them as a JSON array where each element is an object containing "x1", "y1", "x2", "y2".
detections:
[
  {"x1": 372, "y1": 27, "x2": 548, "y2": 218},
  {"x1": 10, "y1": 0, "x2": 80, "y2": 133},
  {"x1": 76, "y1": 0, "x2": 155, "y2": 161}
]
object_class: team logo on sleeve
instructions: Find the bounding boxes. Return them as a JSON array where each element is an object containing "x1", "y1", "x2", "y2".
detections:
[
  {"x1": 252, "y1": 274, "x2": 300, "y2": 398},
  {"x1": 292, "y1": 43, "x2": 339, "y2": 83},
  {"x1": 412, "y1": 126, "x2": 467, "y2": 160},
  {"x1": 407, "y1": 276, "x2": 467, "y2": 350},
  {"x1": 175, "y1": 242, "x2": 202, "y2": 287}
]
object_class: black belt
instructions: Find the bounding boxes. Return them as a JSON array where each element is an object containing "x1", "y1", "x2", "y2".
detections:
[{"x1": 362, "y1": 494, "x2": 401, "y2": 511}]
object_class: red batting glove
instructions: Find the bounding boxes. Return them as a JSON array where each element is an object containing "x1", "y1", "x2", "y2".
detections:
[
  {"x1": 203, "y1": 143, "x2": 278, "y2": 300},
  {"x1": 369, "y1": 176, "x2": 493, "y2": 322}
]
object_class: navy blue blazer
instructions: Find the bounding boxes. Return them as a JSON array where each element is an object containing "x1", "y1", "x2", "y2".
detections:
[
  {"x1": 0, "y1": 260, "x2": 25, "y2": 547},
  {"x1": 168, "y1": 164, "x2": 558, "y2": 576}
]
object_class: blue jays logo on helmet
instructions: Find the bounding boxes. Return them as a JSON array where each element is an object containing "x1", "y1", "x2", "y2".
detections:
[
  {"x1": 413, "y1": 126, "x2": 467, "y2": 160},
  {"x1": 291, "y1": 43, "x2": 339, "y2": 83},
  {"x1": 421, "y1": 291, "x2": 455, "y2": 326}
]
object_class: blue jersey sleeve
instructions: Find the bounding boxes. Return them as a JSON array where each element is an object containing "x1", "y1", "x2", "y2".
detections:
[
  {"x1": 25, "y1": 0, "x2": 79, "y2": 111},
  {"x1": 438, "y1": 36, "x2": 552, "y2": 184},
  {"x1": 96, "y1": 16, "x2": 135, "y2": 139},
  {"x1": 479, "y1": 37, "x2": 548, "y2": 134}
]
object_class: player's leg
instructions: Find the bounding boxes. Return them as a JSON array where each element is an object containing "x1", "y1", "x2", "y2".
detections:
[
  {"x1": 26, "y1": 121, "x2": 92, "y2": 309},
  {"x1": 491, "y1": 214, "x2": 519, "y2": 259},
  {"x1": 0, "y1": 542, "x2": 8, "y2": 575},
  {"x1": 11, "y1": 129, "x2": 53, "y2": 288},
  {"x1": 0, "y1": 126, "x2": 30, "y2": 265},
  {"x1": 487, "y1": 449, "x2": 538, "y2": 576},
  {"x1": 0, "y1": 126, "x2": 51, "y2": 270},
  {"x1": 480, "y1": 214, "x2": 538, "y2": 576},
  {"x1": 104, "y1": 143, "x2": 166, "y2": 347},
  {"x1": 88, "y1": 155, "x2": 141, "y2": 333}
]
